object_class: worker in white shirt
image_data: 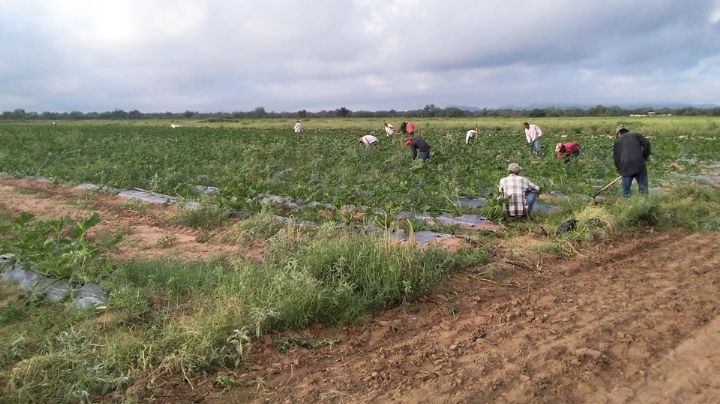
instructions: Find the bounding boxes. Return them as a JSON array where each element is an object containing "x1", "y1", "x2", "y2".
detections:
[
  {"x1": 523, "y1": 122, "x2": 542, "y2": 155},
  {"x1": 293, "y1": 120, "x2": 302, "y2": 133},
  {"x1": 383, "y1": 122, "x2": 395, "y2": 136},
  {"x1": 465, "y1": 129, "x2": 477, "y2": 145},
  {"x1": 358, "y1": 133, "x2": 379, "y2": 145}
]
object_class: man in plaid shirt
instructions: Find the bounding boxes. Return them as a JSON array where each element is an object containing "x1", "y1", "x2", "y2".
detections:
[{"x1": 499, "y1": 163, "x2": 540, "y2": 218}]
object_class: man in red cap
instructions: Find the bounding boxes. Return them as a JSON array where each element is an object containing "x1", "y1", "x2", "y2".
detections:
[{"x1": 404, "y1": 126, "x2": 431, "y2": 163}]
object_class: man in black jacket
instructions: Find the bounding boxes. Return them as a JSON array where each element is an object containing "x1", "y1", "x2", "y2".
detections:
[{"x1": 613, "y1": 125, "x2": 651, "y2": 198}]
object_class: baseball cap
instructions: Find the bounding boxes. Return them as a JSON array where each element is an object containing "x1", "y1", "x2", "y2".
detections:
[{"x1": 507, "y1": 163, "x2": 522, "y2": 173}]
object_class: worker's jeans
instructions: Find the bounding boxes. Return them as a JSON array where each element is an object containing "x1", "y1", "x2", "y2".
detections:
[
  {"x1": 526, "y1": 191, "x2": 538, "y2": 214},
  {"x1": 418, "y1": 151, "x2": 430, "y2": 162},
  {"x1": 529, "y1": 139, "x2": 541, "y2": 155},
  {"x1": 621, "y1": 170, "x2": 649, "y2": 198}
]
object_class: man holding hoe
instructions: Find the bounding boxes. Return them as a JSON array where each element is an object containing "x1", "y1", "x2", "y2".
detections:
[
  {"x1": 613, "y1": 125, "x2": 651, "y2": 198},
  {"x1": 523, "y1": 122, "x2": 542, "y2": 156}
]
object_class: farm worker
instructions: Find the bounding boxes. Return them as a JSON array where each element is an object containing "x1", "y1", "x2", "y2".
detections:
[
  {"x1": 406, "y1": 121, "x2": 415, "y2": 134},
  {"x1": 358, "y1": 133, "x2": 379, "y2": 145},
  {"x1": 499, "y1": 163, "x2": 540, "y2": 218},
  {"x1": 293, "y1": 120, "x2": 302, "y2": 133},
  {"x1": 384, "y1": 122, "x2": 395, "y2": 136},
  {"x1": 613, "y1": 125, "x2": 651, "y2": 198},
  {"x1": 466, "y1": 129, "x2": 477, "y2": 145},
  {"x1": 403, "y1": 132, "x2": 431, "y2": 162},
  {"x1": 555, "y1": 141, "x2": 580, "y2": 163},
  {"x1": 523, "y1": 122, "x2": 542, "y2": 155},
  {"x1": 401, "y1": 121, "x2": 415, "y2": 135}
]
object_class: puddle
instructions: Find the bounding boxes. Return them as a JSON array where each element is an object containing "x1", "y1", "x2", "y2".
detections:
[
  {"x1": 261, "y1": 194, "x2": 300, "y2": 209},
  {"x1": 118, "y1": 189, "x2": 202, "y2": 210},
  {"x1": 272, "y1": 215, "x2": 319, "y2": 229},
  {"x1": 75, "y1": 183, "x2": 101, "y2": 191},
  {"x1": 191, "y1": 185, "x2": 220, "y2": 195},
  {"x1": 457, "y1": 196, "x2": 488, "y2": 208},
  {"x1": 533, "y1": 203, "x2": 560, "y2": 213},
  {"x1": 435, "y1": 214, "x2": 488, "y2": 227},
  {"x1": 667, "y1": 172, "x2": 720, "y2": 186},
  {"x1": 414, "y1": 231, "x2": 453, "y2": 244},
  {"x1": 388, "y1": 229, "x2": 453, "y2": 244},
  {"x1": 543, "y1": 191, "x2": 570, "y2": 200},
  {"x1": 692, "y1": 175, "x2": 719, "y2": 185}
]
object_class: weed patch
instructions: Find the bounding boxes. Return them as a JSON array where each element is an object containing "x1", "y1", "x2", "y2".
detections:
[{"x1": 170, "y1": 206, "x2": 230, "y2": 230}]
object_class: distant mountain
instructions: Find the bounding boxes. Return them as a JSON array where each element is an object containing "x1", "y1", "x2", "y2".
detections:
[{"x1": 446, "y1": 105, "x2": 483, "y2": 112}]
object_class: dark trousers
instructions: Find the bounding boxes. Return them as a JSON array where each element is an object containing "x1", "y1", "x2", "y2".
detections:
[{"x1": 621, "y1": 169, "x2": 648, "y2": 198}]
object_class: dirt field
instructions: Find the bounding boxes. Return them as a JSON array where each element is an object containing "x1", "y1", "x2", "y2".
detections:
[{"x1": 1, "y1": 176, "x2": 719, "y2": 403}]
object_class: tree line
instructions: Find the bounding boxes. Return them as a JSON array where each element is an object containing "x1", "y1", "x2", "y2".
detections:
[{"x1": 2, "y1": 104, "x2": 719, "y2": 121}]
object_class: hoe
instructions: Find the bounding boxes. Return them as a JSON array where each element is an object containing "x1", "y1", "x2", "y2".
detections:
[{"x1": 592, "y1": 176, "x2": 622, "y2": 201}]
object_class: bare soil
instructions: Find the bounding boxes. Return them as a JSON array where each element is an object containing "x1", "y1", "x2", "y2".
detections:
[
  {"x1": 1, "y1": 176, "x2": 719, "y2": 403},
  {"x1": 196, "y1": 231, "x2": 719, "y2": 404},
  {"x1": 0, "y1": 176, "x2": 257, "y2": 262}
]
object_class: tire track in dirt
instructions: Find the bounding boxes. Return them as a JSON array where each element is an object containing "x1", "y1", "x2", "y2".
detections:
[{"x1": 216, "y1": 232, "x2": 720, "y2": 403}]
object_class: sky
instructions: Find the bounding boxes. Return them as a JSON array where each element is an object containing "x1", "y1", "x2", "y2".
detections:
[{"x1": 2, "y1": 0, "x2": 720, "y2": 113}]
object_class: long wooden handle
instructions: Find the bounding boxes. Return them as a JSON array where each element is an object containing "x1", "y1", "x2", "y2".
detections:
[{"x1": 592, "y1": 176, "x2": 622, "y2": 198}]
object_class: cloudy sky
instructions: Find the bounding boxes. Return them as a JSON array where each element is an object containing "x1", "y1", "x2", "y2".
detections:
[{"x1": 2, "y1": 0, "x2": 720, "y2": 113}]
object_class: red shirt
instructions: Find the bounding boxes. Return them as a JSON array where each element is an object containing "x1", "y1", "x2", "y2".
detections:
[{"x1": 558, "y1": 141, "x2": 579, "y2": 155}]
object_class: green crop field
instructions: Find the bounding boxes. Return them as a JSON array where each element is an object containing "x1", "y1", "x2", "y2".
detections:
[{"x1": 1, "y1": 117, "x2": 718, "y2": 216}]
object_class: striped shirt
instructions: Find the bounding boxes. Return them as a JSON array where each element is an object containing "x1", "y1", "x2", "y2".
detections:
[{"x1": 499, "y1": 174, "x2": 540, "y2": 217}]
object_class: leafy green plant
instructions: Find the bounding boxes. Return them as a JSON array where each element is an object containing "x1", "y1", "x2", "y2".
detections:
[
  {"x1": 484, "y1": 194, "x2": 510, "y2": 221},
  {"x1": 0, "y1": 212, "x2": 114, "y2": 284}
]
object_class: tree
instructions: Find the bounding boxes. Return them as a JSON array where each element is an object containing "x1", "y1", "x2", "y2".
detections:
[
  {"x1": 528, "y1": 108, "x2": 547, "y2": 118},
  {"x1": 253, "y1": 107, "x2": 267, "y2": 118},
  {"x1": 443, "y1": 107, "x2": 466, "y2": 117},
  {"x1": 421, "y1": 104, "x2": 440, "y2": 117},
  {"x1": 335, "y1": 107, "x2": 351, "y2": 117}
]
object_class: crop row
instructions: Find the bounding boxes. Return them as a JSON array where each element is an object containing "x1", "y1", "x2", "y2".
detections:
[{"x1": 0, "y1": 118, "x2": 718, "y2": 213}]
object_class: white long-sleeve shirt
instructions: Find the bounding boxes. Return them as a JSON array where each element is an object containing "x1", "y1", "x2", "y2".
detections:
[
  {"x1": 359, "y1": 134, "x2": 379, "y2": 145},
  {"x1": 293, "y1": 121, "x2": 302, "y2": 133},
  {"x1": 466, "y1": 129, "x2": 477, "y2": 144},
  {"x1": 384, "y1": 124, "x2": 394, "y2": 136},
  {"x1": 524, "y1": 124, "x2": 542, "y2": 143}
]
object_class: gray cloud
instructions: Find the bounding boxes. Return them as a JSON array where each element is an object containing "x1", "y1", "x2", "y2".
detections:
[{"x1": 1, "y1": 0, "x2": 719, "y2": 112}]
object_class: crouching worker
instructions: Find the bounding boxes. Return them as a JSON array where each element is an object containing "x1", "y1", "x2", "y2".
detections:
[
  {"x1": 499, "y1": 163, "x2": 540, "y2": 219},
  {"x1": 404, "y1": 132, "x2": 431, "y2": 163},
  {"x1": 555, "y1": 141, "x2": 580, "y2": 163},
  {"x1": 465, "y1": 129, "x2": 477, "y2": 145},
  {"x1": 358, "y1": 133, "x2": 379, "y2": 146},
  {"x1": 383, "y1": 122, "x2": 395, "y2": 136}
]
